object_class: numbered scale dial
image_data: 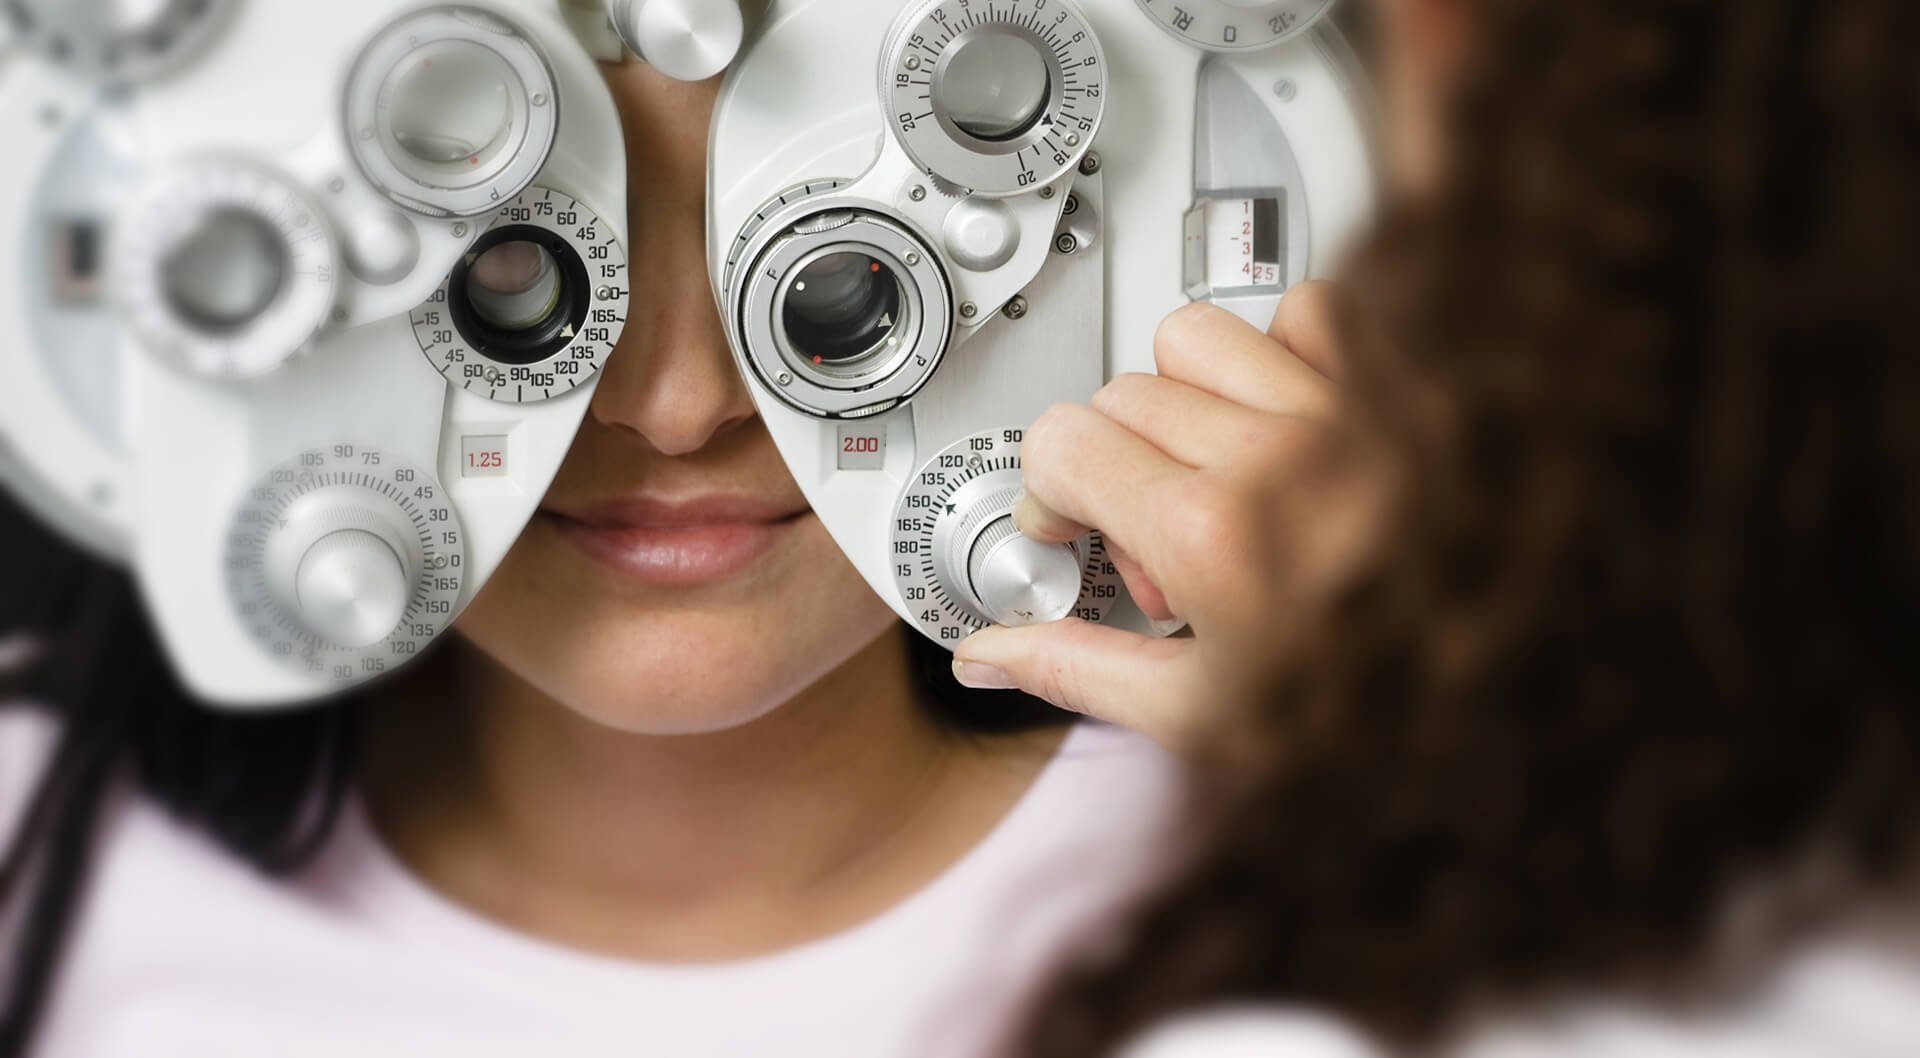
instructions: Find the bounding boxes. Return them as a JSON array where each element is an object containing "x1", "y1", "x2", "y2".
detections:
[
  {"x1": 1133, "y1": 0, "x2": 1337, "y2": 52},
  {"x1": 412, "y1": 187, "x2": 628, "y2": 404},
  {"x1": 225, "y1": 445, "x2": 465, "y2": 684},
  {"x1": 117, "y1": 163, "x2": 340, "y2": 379},
  {"x1": 893, "y1": 431, "x2": 1124, "y2": 644},
  {"x1": 883, "y1": 0, "x2": 1107, "y2": 195}
]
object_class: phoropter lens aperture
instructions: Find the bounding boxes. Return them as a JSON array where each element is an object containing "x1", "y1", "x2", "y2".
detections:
[
  {"x1": 466, "y1": 240, "x2": 562, "y2": 332},
  {"x1": 939, "y1": 29, "x2": 1052, "y2": 143},
  {"x1": 446, "y1": 224, "x2": 591, "y2": 366},
  {"x1": 388, "y1": 42, "x2": 515, "y2": 167},
  {"x1": 159, "y1": 207, "x2": 290, "y2": 335},
  {"x1": 781, "y1": 251, "x2": 905, "y2": 367}
]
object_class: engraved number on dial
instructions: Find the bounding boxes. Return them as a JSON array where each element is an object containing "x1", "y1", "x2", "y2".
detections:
[
  {"x1": 1133, "y1": 0, "x2": 1338, "y2": 52},
  {"x1": 411, "y1": 187, "x2": 628, "y2": 403},
  {"x1": 892, "y1": 431, "x2": 1123, "y2": 643},
  {"x1": 225, "y1": 445, "x2": 464, "y2": 681}
]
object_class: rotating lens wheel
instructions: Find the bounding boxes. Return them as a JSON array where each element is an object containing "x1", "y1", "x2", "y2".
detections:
[
  {"x1": 225, "y1": 444, "x2": 464, "y2": 684},
  {"x1": 412, "y1": 186, "x2": 628, "y2": 403},
  {"x1": 881, "y1": 0, "x2": 1106, "y2": 195},
  {"x1": 116, "y1": 162, "x2": 340, "y2": 379},
  {"x1": 728, "y1": 188, "x2": 954, "y2": 420},
  {"x1": 892, "y1": 430, "x2": 1122, "y2": 644},
  {"x1": 345, "y1": 6, "x2": 560, "y2": 218}
]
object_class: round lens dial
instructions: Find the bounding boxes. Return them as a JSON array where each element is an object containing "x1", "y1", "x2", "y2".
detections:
[
  {"x1": 883, "y1": 0, "x2": 1106, "y2": 196},
  {"x1": 345, "y1": 7, "x2": 559, "y2": 218},
  {"x1": 116, "y1": 163, "x2": 339, "y2": 379},
  {"x1": 1131, "y1": 0, "x2": 1338, "y2": 53},
  {"x1": 892, "y1": 430, "x2": 1124, "y2": 645},
  {"x1": 412, "y1": 187, "x2": 627, "y2": 404},
  {"x1": 731, "y1": 201, "x2": 954, "y2": 420},
  {"x1": 224, "y1": 444, "x2": 464, "y2": 683}
]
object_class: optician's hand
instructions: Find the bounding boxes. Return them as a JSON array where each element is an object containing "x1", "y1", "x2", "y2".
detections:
[{"x1": 952, "y1": 282, "x2": 1372, "y2": 755}]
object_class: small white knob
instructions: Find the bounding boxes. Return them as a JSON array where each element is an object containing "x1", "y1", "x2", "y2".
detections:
[
  {"x1": 293, "y1": 530, "x2": 411, "y2": 650},
  {"x1": 943, "y1": 198, "x2": 1020, "y2": 274},
  {"x1": 606, "y1": 0, "x2": 743, "y2": 81},
  {"x1": 967, "y1": 517, "x2": 1082, "y2": 627}
]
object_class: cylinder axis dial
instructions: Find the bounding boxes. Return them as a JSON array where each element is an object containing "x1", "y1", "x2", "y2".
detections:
[
  {"x1": 1132, "y1": 0, "x2": 1338, "y2": 53},
  {"x1": 411, "y1": 187, "x2": 628, "y2": 403},
  {"x1": 225, "y1": 444, "x2": 464, "y2": 684},
  {"x1": 116, "y1": 162, "x2": 340, "y2": 379},
  {"x1": 892, "y1": 430, "x2": 1123, "y2": 644},
  {"x1": 882, "y1": 0, "x2": 1106, "y2": 196}
]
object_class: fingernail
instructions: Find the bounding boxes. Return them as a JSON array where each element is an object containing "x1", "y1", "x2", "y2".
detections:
[
  {"x1": 1011, "y1": 491, "x2": 1039, "y2": 535},
  {"x1": 952, "y1": 658, "x2": 1017, "y2": 690}
]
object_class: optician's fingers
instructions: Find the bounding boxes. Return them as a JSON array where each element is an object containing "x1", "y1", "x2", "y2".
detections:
[
  {"x1": 954, "y1": 620, "x2": 1200, "y2": 751},
  {"x1": 1011, "y1": 489, "x2": 1087, "y2": 547},
  {"x1": 1012, "y1": 491, "x2": 1175, "y2": 623},
  {"x1": 1106, "y1": 536, "x2": 1173, "y2": 623},
  {"x1": 1266, "y1": 279, "x2": 1349, "y2": 381},
  {"x1": 1014, "y1": 402, "x2": 1188, "y2": 561},
  {"x1": 1153, "y1": 302, "x2": 1338, "y2": 416},
  {"x1": 1090, "y1": 372, "x2": 1324, "y2": 471}
]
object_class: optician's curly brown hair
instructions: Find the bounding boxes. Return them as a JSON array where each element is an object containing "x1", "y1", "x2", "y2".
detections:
[{"x1": 1028, "y1": 0, "x2": 1920, "y2": 1051}]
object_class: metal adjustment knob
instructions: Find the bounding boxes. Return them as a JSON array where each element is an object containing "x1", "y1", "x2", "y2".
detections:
[
  {"x1": 891, "y1": 430, "x2": 1123, "y2": 645},
  {"x1": 262, "y1": 491, "x2": 422, "y2": 651},
  {"x1": 228, "y1": 446, "x2": 465, "y2": 681},
  {"x1": 117, "y1": 163, "x2": 339, "y2": 379},
  {"x1": 605, "y1": 0, "x2": 744, "y2": 81},
  {"x1": 293, "y1": 530, "x2": 411, "y2": 650},
  {"x1": 941, "y1": 485, "x2": 1081, "y2": 626},
  {"x1": 966, "y1": 515, "x2": 1083, "y2": 626}
]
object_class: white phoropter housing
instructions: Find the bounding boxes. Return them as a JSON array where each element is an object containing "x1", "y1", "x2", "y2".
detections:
[
  {"x1": 0, "y1": 1, "x2": 246, "y2": 561},
  {"x1": 0, "y1": 1, "x2": 631, "y2": 707},
  {"x1": 708, "y1": 0, "x2": 1372, "y2": 647}
]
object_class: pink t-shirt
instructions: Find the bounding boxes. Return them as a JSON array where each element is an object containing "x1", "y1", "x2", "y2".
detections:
[{"x1": 0, "y1": 709, "x2": 1187, "y2": 1058}]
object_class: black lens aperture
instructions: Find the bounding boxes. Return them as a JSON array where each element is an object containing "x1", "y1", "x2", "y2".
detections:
[
  {"x1": 447, "y1": 223, "x2": 591, "y2": 367},
  {"x1": 781, "y1": 251, "x2": 904, "y2": 366}
]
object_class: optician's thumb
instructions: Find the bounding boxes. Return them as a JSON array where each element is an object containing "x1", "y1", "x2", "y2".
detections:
[{"x1": 952, "y1": 619, "x2": 1191, "y2": 741}]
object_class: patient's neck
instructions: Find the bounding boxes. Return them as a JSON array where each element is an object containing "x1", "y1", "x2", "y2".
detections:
[{"x1": 359, "y1": 631, "x2": 1062, "y2": 961}]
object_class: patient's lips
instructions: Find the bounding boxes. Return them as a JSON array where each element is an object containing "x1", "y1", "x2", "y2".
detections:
[{"x1": 542, "y1": 494, "x2": 809, "y2": 586}]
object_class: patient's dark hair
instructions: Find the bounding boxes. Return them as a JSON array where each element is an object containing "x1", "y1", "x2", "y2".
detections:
[
  {"x1": 1028, "y1": 0, "x2": 1920, "y2": 1051},
  {"x1": 0, "y1": 497, "x2": 1060, "y2": 1054}
]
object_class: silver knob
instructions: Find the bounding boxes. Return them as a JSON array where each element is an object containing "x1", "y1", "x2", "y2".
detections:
[
  {"x1": 966, "y1": 516, "x2": 1082, "y2": 627},
  {"x1": 606, "y1": 0, "x2": 743, "y2": 81},
  {"x1": 939, "y1": 484, "x2": 1082, "y2": 627},
  {"x1": 293, "y1": 530, "x2": 411, "y2": 649},
  {"x1": 263, "y1": 489, "x2": 422, "y2": 651}
]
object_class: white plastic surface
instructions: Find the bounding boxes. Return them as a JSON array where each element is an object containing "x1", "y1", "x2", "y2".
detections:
[
  {"x1": 0, "y1": 2, "x2": 630, "y2": 708},
  {"x1": 0, "y1": 56, "x2": 131, "y2": 561},
  {"x1": 708, "y1": 0, "x2": 1372, "y2": 642}
]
